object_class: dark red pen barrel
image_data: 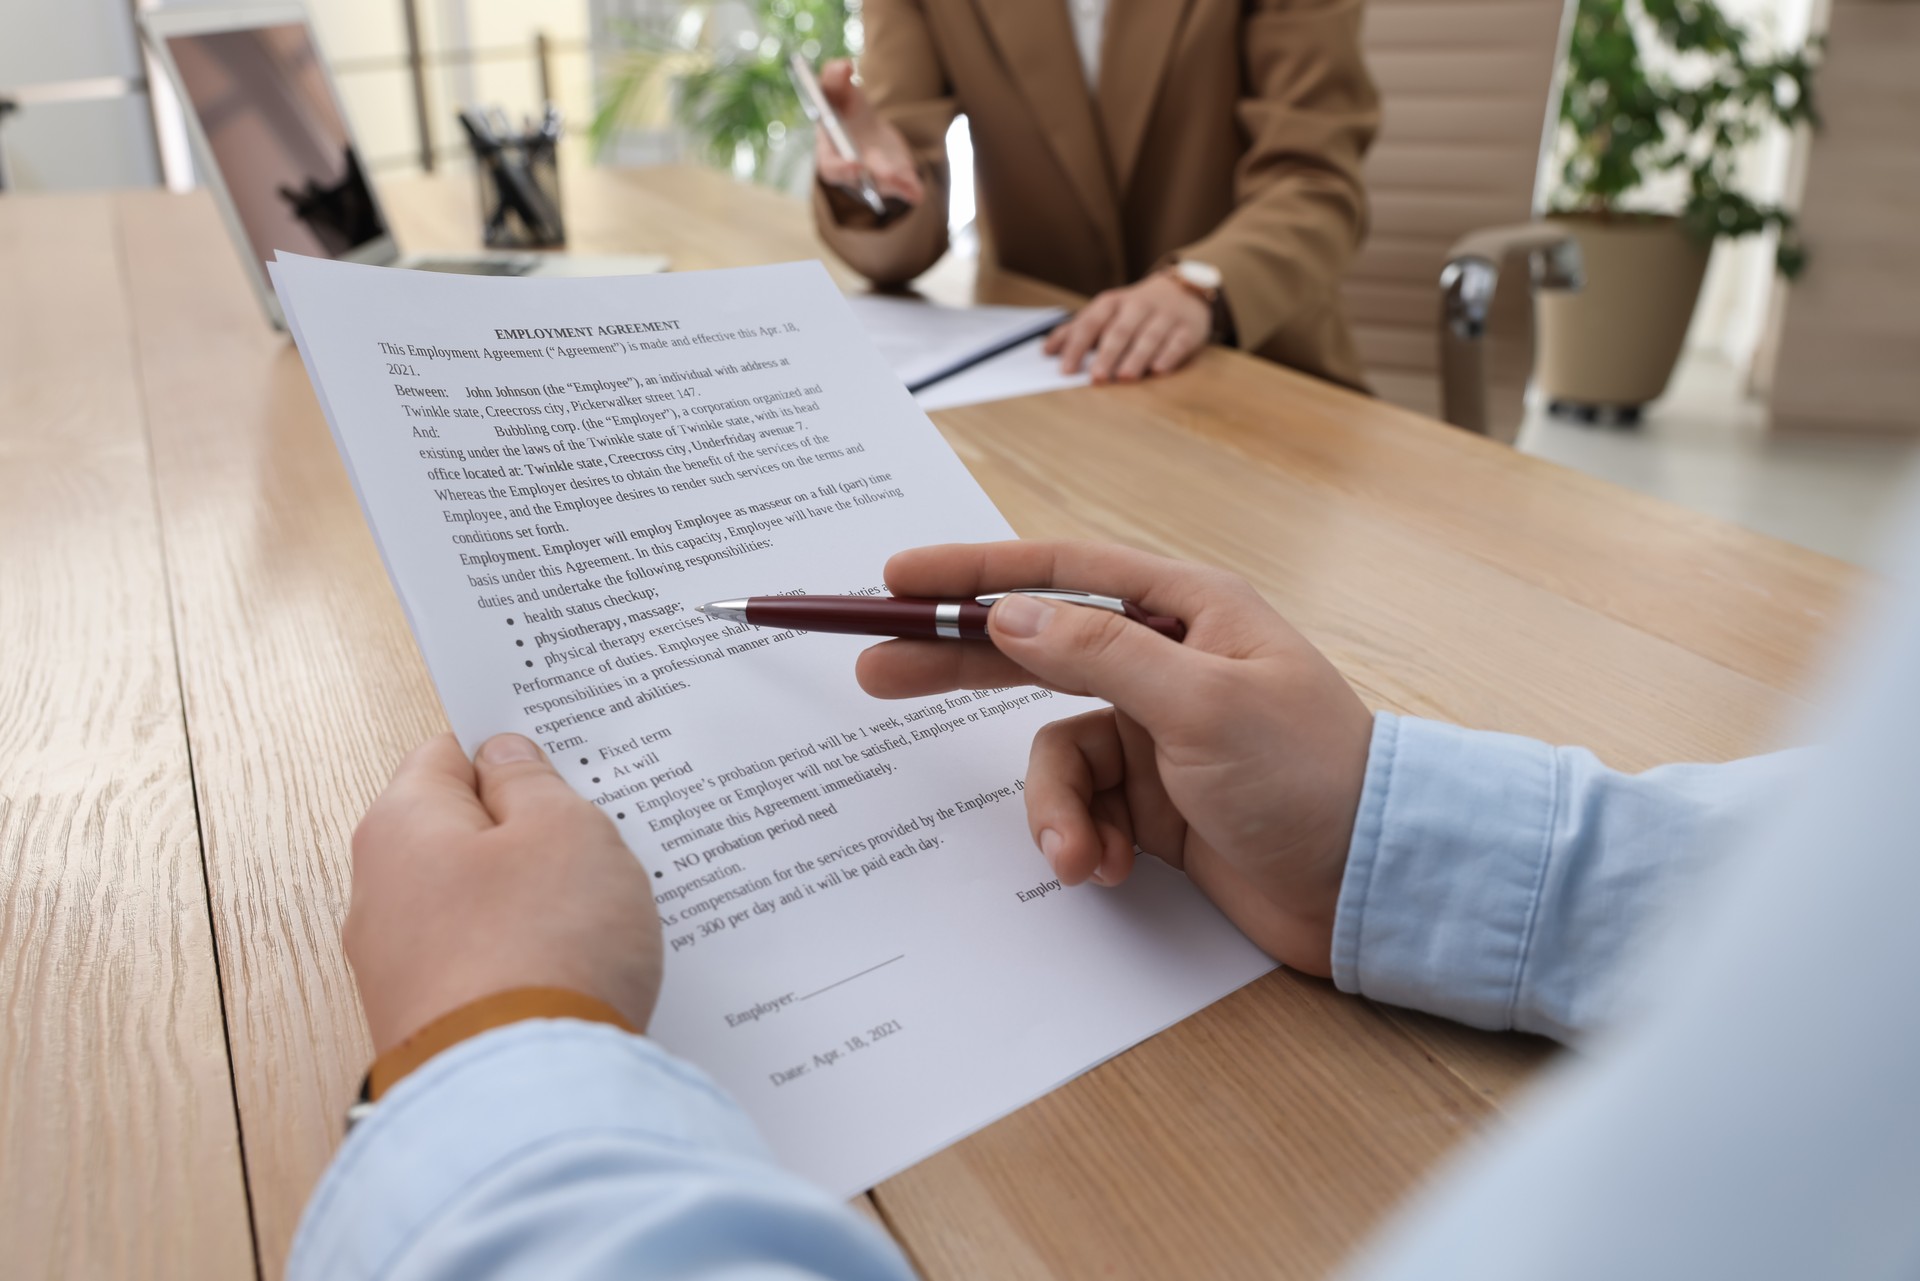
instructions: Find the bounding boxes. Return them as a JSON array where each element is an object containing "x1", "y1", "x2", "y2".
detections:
[
  {"x1": 739, "y1": 596, "x2": 1183, "y2": 643},
  {"x1": 742, "y1": 596, "x2": 977, "y2": 639},
  {"x1": 1138, "y1": 615, "x2": 1186, "y2": 642},
  {"x1": 1120, "y1": 602, "x2": 1187, "y2": 643}
]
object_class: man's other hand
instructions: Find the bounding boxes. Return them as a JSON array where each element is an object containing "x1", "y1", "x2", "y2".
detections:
[{"x1": 856, "y1": 542, "x2": 1373, "y2": 976}]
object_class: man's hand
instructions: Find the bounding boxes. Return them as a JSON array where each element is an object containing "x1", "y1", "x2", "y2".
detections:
[
  {"x1": 814, "y1": 59, "x2": 925, "y2": 208},
  {"x1": 1043, "y1": 274, "x2": 1214, "y2": 384},
  {"x1": 855, "y1": 542, "x2": 1373, "y2": 976},
  {"x1": 345, "y1": 733, "x2": 663, "y2": 1054}
]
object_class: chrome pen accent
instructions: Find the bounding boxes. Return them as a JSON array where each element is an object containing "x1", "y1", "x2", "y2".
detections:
[{"x1": 974, "y1": 588, "x2": 1131, "y2": 616}]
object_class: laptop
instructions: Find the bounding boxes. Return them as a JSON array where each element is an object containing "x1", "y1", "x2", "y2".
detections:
[{"x1": 139, "y1": 3, "x2": 667, "y2": 328}]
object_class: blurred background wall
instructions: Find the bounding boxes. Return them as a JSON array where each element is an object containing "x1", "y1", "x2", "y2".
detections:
[
  {"x1": 0, "y1": 0, "x2": 165, "y2": 189},
  {"x1": 0, "y1": 0, "x2": 591, "y2": 191}
]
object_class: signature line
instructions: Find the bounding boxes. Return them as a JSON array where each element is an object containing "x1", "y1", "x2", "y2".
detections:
[{"x1": 799, "y1": 954, "x2": 906, "y2": 1001}]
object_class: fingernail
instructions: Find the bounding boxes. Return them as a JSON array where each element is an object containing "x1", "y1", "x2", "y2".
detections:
[
  {"x1": 479, "y1": 733, "x2": 543, "y2": 765},
  {"x1": 992, "y1": 593, "x2": 1055, "y2": 639},
  {"x1": 1038, "y1": 827, "x2": 1064, "y2": 871}
]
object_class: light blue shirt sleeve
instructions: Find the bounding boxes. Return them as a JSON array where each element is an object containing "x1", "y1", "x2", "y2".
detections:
[
  {"x1": 1331, "y1": 711, "x2": 1804, "y2": 1042},
  {"x1": 1339, "y1": 496, "x2": 1920, "y2": 1281},
  {"x1": 288, "y1": 1020, "x2": 918, "y2": 1281}
]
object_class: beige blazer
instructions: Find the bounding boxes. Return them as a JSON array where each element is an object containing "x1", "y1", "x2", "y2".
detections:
[{"x1": 814, "y1": 0, "x2": 1380, "y2": 390}]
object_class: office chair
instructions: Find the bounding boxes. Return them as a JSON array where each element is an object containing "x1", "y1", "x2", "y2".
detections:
[{"x1": 1345, "y1": 0, "x2": 1582, "y2": 444}]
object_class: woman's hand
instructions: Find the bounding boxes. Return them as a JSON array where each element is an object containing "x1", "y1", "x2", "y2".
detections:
[
  {"x1": 813, "y1": 59, "x2": 925, "y2": 208},
  {"x1": 345, "y1": 733, "x2": 663, "y2": 1053},
  {"x1": 1043, "y1": 274, "x2": 1214, "y2": 384},
  {"x1": 855, "y1": 542, "x2": 1374, "y2": 976}
]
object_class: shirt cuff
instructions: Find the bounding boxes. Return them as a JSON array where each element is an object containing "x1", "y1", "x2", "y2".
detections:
[
  {"x1": 1331, "y1": 711, "x2": 1560, "y2": 1032},
  {"x1": 292, "y1": 1020, "x2": 770, "y2": 1280}
]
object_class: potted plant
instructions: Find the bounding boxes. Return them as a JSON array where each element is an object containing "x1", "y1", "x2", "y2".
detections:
[
  {"x1": 1539, "y1": 0, "x2": 1818, "y2": 418},
  {"x1": 590, "y1": 0, "x2": 857, "y2": 191}
]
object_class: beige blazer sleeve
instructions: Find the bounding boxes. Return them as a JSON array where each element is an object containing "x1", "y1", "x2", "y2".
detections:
[
  {"x1": 810, "y1": 0, "x2": 959, "y2": 286},
  {"x1": 1176, "y1": 0, "x2": 1379, "y2": 354}
]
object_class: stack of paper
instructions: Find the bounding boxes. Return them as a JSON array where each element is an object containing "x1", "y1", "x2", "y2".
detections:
[
  {"x1": 841, "y1": 294, "x2": 1090, "y2": 410},
  {"x1": 913, "y1": 335, "x2": 1092, "y2": 411}
]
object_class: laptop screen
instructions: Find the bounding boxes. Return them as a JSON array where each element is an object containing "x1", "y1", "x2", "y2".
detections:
[{"x1": 166, "y1": 22, "x2": 388, "y2": 269}]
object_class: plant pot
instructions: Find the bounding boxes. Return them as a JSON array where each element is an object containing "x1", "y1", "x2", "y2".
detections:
[{"x1": 1537, "y1": 213, "x2": 1711, "y2": 411}]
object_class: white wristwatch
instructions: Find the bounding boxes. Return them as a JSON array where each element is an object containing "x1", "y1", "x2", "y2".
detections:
[
  {"x1": 1168, "y1": 258, "x2": 1224, "y2": 306},
  {"x1": 1165, "y1": 259, "x2": 1231, "y2": 342}
]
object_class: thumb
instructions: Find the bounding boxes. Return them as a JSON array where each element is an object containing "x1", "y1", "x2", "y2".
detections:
[
  {"x1": 819, "y1": 59, "x2": 861, "y2": 114},
  {"x1": 987, "y1": 594, "x2": 1200, "y2": 731},
  {"x1": 473, "y1": 733, "x2": 586, "y2": 826}
]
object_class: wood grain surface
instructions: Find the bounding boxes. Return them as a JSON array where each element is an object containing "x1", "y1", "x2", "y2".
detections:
[
  {"x1": 876, "y1": 974, "x2": 1501, "y2": 1280},
  {"x1": 2, "y1": 164, "x2": 1860, "y2": 1279},
  {"x1": 0, "y1": 197, "x2": 255, "y2": 1278},
  {"x1": 115, "y1": 189, "x2": 449, "y2": 1274}
]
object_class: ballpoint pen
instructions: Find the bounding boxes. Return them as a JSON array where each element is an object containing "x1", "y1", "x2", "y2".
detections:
[
  {"x1": 787, "y1": 51, "x2": 891, "y2": 219},
  {"x1": 696, "y1": 590, "x2": 1187, "y2": 643}
]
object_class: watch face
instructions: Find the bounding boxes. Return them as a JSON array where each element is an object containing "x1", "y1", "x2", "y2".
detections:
[{"x1": 1177, "y1": 260, "x2": 1223, "y2": 292}]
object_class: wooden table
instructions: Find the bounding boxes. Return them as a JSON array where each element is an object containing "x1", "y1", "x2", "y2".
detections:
[{"x1": 0, "y1": 165, "x2": 1860, "y2": 1280}]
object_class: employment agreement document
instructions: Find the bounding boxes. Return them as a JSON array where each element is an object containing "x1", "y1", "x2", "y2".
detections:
[{"x1": 271, "y1": 254, "x2": 1272, "y2": 1195}]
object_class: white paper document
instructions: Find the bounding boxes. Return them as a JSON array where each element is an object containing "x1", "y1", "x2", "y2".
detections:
[
  {"x1": 270, "y1": 253, "x2": 1272, "y2": 1195},
  {"x1": 914, "y1": 334, "x2": 1092, "y2": 411},
  {"x1": 844, "y1": 293, "x2": 1065, "y2": 393}
]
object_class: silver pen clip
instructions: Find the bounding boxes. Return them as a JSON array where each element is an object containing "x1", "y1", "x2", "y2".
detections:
[{"x1": 974, "y1": 588, "x2": 1129, "y2": 615}]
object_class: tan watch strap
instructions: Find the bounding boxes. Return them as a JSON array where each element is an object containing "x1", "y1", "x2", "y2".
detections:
[{"x1": 364, "y1": 986, "x2": 635, "y2": 1103}]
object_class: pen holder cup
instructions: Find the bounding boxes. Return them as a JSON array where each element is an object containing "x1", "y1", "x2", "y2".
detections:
[{"x1": 475, "y1": 139, "x2": 566, "y2": 249}]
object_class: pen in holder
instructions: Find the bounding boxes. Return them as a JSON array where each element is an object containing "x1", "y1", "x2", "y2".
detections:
[{"x1": 459, "y1": 104, "x2": 566, "y2": 249}]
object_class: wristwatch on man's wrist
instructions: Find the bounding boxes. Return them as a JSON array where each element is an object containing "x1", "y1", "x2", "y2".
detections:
[{"x1": 1164, "y1": 259, "x2": 1234, "y2": 343}]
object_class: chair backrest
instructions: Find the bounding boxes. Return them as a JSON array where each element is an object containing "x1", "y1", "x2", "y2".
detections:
[{"x1": 1346, "y1": 0, "x2": 1573, "y2": 419}]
